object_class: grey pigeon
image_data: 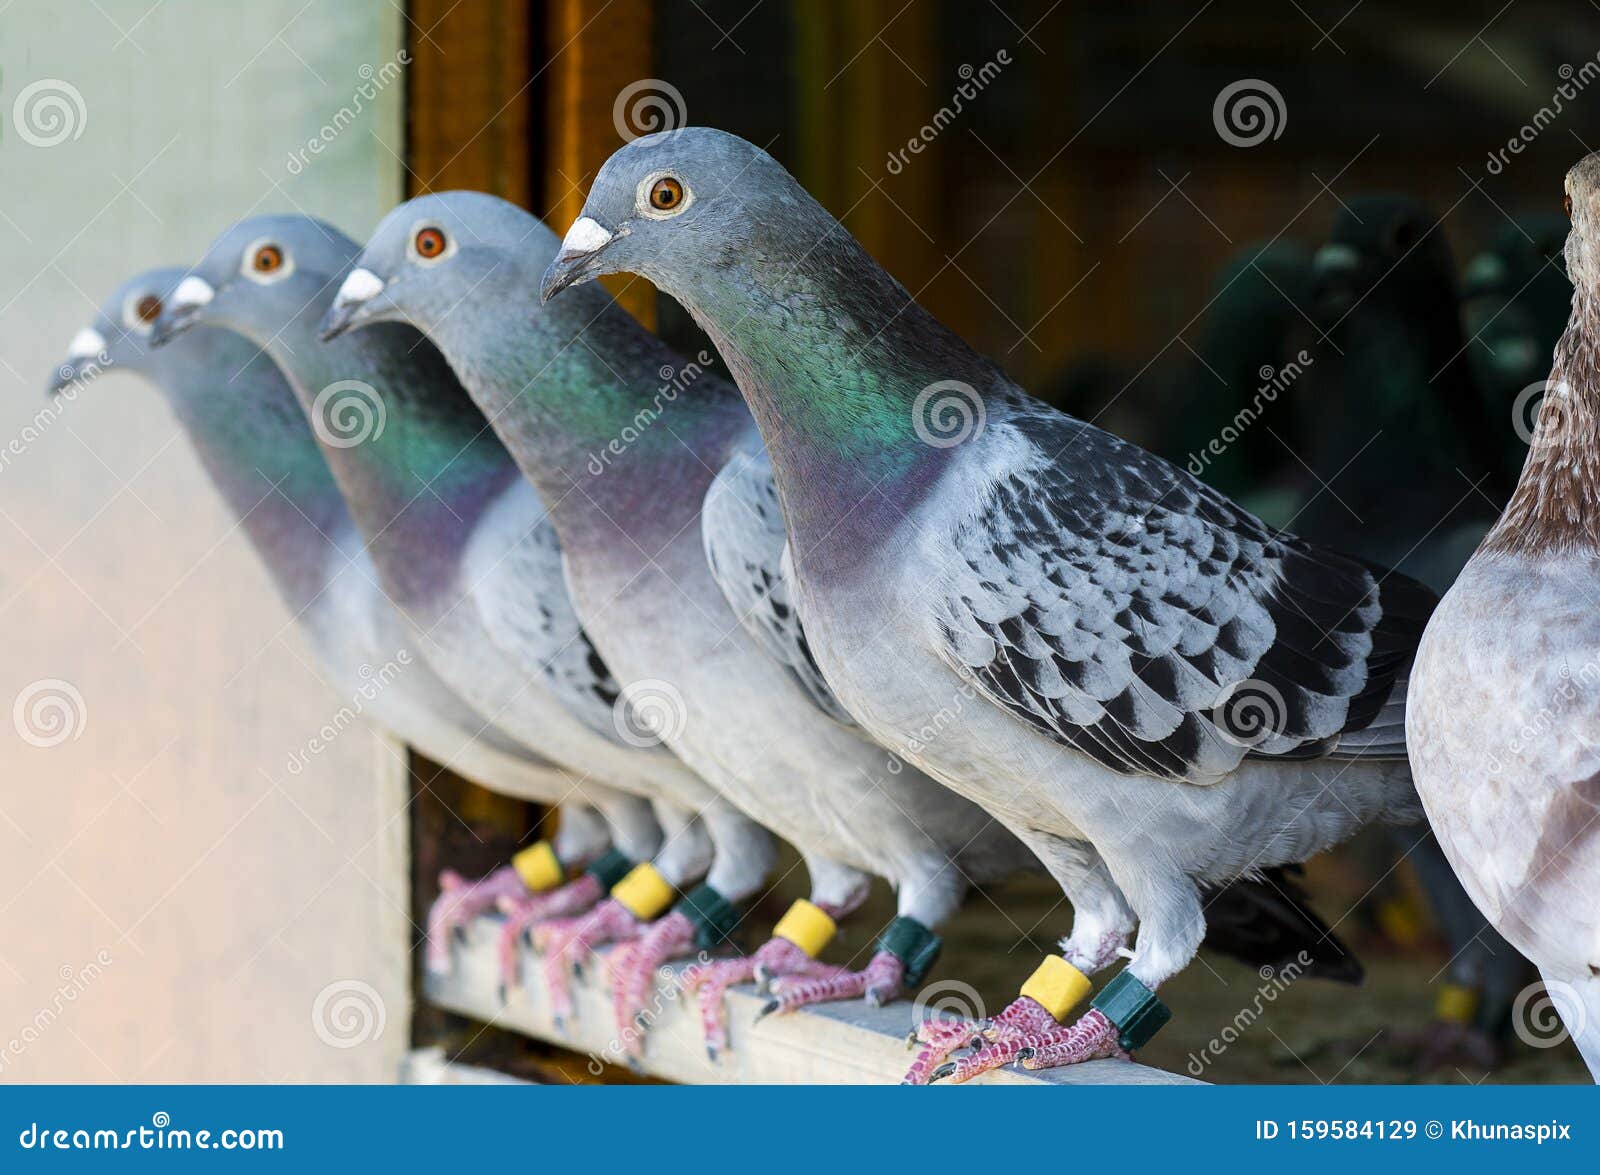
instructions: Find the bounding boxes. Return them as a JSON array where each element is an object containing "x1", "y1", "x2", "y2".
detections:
[
  {"x1": 1409, "y1": 155, "x2": 1600, "y2": 1082},
  {"x1": 543, "y1": 129, "x2": 1434, "y2": 1082},
  {"x1": 145, "y1": 222, "x2": 732, "y2": 1012},
  {"x1": 317, "y1": 191, "x2": 1032, "y2": 1057},
  {"x1": 51, "y1": 268, "x2": 663, "y2": 977}
]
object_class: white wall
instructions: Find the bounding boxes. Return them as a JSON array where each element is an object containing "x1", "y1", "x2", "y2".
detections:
[{"x1": 0, "y1": 0, "x2": 411, "y2": 1082}]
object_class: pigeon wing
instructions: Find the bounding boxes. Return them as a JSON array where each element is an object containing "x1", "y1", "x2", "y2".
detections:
[{"x1": 931, "y1": 401, "x2": 1433, "y2": 784}]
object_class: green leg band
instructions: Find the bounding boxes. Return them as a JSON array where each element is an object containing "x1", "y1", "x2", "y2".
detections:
[
  {"x1": 676, "y1": 883, "x2": 744, "y2": 950},
  {"x1": 583, "y1": 848, "x2": 633, "y2": 892},
  {"x1": 1090, "y1": 970, "x2": 1171, "y2": 1051},
  {"x1": 876, "y1": 916, "x2": 942, "y2": 987}
]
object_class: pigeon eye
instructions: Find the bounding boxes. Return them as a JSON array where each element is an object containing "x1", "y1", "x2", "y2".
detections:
[
  {"x1": 415, "y1": 226, "x2": 447, "y2": 259},
  {"x1": 135, "y1": 295, "x2": 162, "y2": 324},
  {"x1": 1565, "y1": 194, "x2": 1574, "y2": 220},
  {"x1": 649, "y1": 177, "x2": 685, "y2": 212},
  {"x1": 253, "y1": 245, "x2": 284, "y2": 274}
]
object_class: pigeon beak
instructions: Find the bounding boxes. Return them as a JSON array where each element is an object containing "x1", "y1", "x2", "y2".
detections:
[
  {"x1": 1311, "y1": 243, "x2": 1360, "y2": 278},
  {"x1": 319, "y1": 266, "x2": 388, "y2": 341},
  {"x1": 49, "y1": 327, "x2": 110, "y2": 396},
  {"x1": 151, "y1": 275, "x2": 215, "y2": 347},
  {"x1": 540, "y1": 217, "x2": 617, "y2": 303}
]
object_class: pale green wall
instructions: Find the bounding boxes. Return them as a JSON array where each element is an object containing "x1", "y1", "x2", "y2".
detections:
[{"x1": 0, "y1": 1, "x2": 411, "y2": 1082}]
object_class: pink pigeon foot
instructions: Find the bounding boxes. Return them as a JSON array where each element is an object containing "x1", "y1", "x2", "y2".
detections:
[
  {"x1": 534, "y1": 898, "x2": 648, "y2": 1025},
  {"x1": 494, "y1": 872, "x2": 605, "y2": 1000},
  {"x1": 426, "y1": 865, "x2": 528, "y2": 975},
  {"x1": 765, "y1": 950, "x2": 907, "y2": 1015},
  {"x1": 929, "y1": 1007, "x2": 1125, "y2": 1083},
  {"x1": 605, "y1": 911, "x2": 699, "y2": 1059},
  {"x1": 684, "y1": 936, "x2": 839, "y2": 1059},
  {"x1": 902, "y1": 994, "x2": 1058, "y2": 1085}
]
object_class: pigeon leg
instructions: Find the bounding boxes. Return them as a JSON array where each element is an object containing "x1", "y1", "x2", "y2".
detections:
[
  {"x1": 535, "y1": 898, "x2": 651, "y2": 1024},
  {"x1": 685, "y1": 936, "x2": 842, "y2": 1058},
  {"x1": 495, "y1": 872, "x2": 605, "y2": 999},
  {"x1": 425, "y1": 865, "x2": 527, "y2": 975},
  {"x1": 606, "y1": 911, "x2": 699, "y2": 1058}
]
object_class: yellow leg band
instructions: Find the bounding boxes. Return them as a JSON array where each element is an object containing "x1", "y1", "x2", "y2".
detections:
[
  {"x1": 772, "y1": 899, "x2": 837, "y2": 958},
  {"x1": 610, "y1": 863, "x2": 676, "y2": 921},
  {"x1": 1019, "y1": 956, "x2": 1092, "y2": 1023},
  {"x1": 1434, "y1": 982, "x2": 1480, "y2": 1025},
  {"x1": 511, "y1": 841, "x2": 564, "y2": 893}
]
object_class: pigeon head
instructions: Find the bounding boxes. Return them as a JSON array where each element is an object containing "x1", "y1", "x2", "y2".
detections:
[
  {"x1": 540, "y1": 127, "x2": 787, "y2": 303},
  {"x1": 1310, "y1": 194, "x2": 1456, "y2": 317},
  {"x1": 152, "y1": 214, "x2": 360, "y2": 351},
  {"x1": 48, "y1": 267, "x2": 187, "y2": 396},
  {"x1": 320, "y1": 190, "x2": 563, "y2": 341},
  {"x1": 1562, "y1": 152, "x2": 1600, "y2": 293}
]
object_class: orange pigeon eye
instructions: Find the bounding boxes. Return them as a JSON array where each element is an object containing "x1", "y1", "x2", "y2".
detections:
[
  {"x1": 253, "y1": 245, "x2": 284, "y2": 273},
  {"x1": 135, "y1": 295, "x2": 162, "y2": 324},
  {"x1": 415, "y1": 226, "x2": 447, "y2": 258},
  {"x1": 649, "y1": 177, "x2": 684, "y2": 211}
]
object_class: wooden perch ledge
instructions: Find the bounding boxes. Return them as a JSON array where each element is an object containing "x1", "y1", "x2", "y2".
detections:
[{"x1": 423, "y1": 914, "x2": 1200, "y2": 1086}]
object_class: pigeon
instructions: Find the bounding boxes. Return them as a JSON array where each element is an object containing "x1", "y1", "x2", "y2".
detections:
[
  {"x1": 1161, "y1": 239, "x2": 1314, "y2": 519},
  {"x1": 1300, "y1": 202, "x2": 1540, "y2": 1069},
  {"x1": 145, "y1": 219, "x2": 742, "y2": 1016},
  {"x1": 50, "y1": 268, "x2": 664, "y2": 978},
  {"x1": 1408, "y1": 154, "x2": 1600, "y2": 1082},
  {"x1": 1296, "y1": 195, "x2": 1505, "y2": 589},
  {"x1": 1462, "y1": 214, "x2": 1572, "y2": 493},
  {"x1": 543, "y1": 128, "x2": 1435, "y2": 1082},
  {"x1": 317, "y1": 190, "x2": 1035, "y2": 1058}
]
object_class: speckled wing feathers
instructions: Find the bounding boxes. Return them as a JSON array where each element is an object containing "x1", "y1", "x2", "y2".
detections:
[
  {"x1": 702, "y1": 446, "x2": 856, "y2": 725},
  {"x1": 932, "y1": 402, "x2": 1431, "y2": 783}
]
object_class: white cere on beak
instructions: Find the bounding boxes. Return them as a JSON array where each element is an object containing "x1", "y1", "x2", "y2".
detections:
[
  {"x1": 559, "y1": 216, "x2": 614, "y2": 258},
  {"x1": 1312, "y1": 243, "x2": 1360, "y2": 273},
  {"x1": 67, "y1": 327, "x2": 107, "y2": 360},
  {"x1": 335, "y1": 267, "x2": 385, "y2": 308},
  {"x1": 171, "y1": 275, "x2": 215, "y2": 309}
]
